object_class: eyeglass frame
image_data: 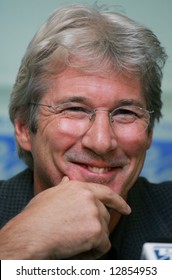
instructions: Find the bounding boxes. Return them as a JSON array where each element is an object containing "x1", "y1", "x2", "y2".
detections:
[{"x1": 29, "y1": 102, "x2": 154, "y2": 135}]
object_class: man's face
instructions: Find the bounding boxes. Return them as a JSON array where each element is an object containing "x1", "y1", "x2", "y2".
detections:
[{"x1": 18, "y1": 68, "x2": 152, "y2": 196}]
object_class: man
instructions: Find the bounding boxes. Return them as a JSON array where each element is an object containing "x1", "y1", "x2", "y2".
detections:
[{"x1": 0, "y1": 3, "x2": 171, "y2": 260}]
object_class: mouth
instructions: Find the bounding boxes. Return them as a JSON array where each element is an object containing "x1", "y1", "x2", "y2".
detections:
[
  {"x1": 86, "y1": 165, "x2": 112, "y2": 174},
  {"x1": 69, "y1": 161, "x2": 121, "y2": 178},
  {"x1": 64, "y1": 153, "x2": 128, "y2": 184},
  {"x1": 66, "y1": 161, "x2": 123, "y2": 185}
]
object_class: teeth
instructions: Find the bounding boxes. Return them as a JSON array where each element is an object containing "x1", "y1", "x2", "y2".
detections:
[{"x1": 87, "y1": 166, "x2": 110, "y2": 174}]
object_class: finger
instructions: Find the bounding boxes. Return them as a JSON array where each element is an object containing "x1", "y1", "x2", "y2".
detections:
[
  {"x1": 95, "y1": 200, "x2": 110, "y2": 235},
  {"x1": 61, "y1": 176, "x2": 70, "y2": 183},
  {"x1": 71, "y1": 232, "x2": 111, "y2": 260},
  {"x1": 85, "y1": 183, "x2": 131, "y2": 215},
  {"x1": 58, "y1": 179, "x2": 131, "y2": 215},
  {"x1": 93, "y1": 231, "x2": 111, "y2": 258}
]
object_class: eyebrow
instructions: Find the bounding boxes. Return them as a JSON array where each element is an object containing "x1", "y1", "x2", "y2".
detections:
[
  {"x1": 54, "y1": 96, "x2": 90, "y2": 105},
  {"x1": 118, "y1": 99, "x2": 145, "y2": 108},
  {"x1": 54, "y1": 96, "x2": 145, "y2": 108},
  {"x1": 65, "y1": 96, "x2": 88, "y2": 103}
]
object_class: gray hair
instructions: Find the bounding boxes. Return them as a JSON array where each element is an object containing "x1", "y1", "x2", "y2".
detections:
[{"x1": 9, "y1": 3, "x2": 167, "y2": 168}]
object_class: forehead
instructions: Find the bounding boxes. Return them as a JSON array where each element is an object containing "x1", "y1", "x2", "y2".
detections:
[{"x1": 44, "y1": 68, "x2": 145, "y2": 106}]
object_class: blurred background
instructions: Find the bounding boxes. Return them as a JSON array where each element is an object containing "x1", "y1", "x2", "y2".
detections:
[{"x1": 0, "y1": 0, "x2": 172, "y2": 182}]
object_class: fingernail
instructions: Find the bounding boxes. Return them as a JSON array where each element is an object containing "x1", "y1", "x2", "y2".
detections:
[
  {"x1": 61, "y1": 176, "x2": 70, "y2": 183},
  {"x1": 124, "y1": 204, "x2": 132, "y2": 214}
]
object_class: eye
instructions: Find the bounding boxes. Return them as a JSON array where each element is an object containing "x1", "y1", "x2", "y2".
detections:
[
  {"x1": 57, "y1": 104, "x2": 92, "y2": 119},
  {"x1": 111, "y1": 106, "x2": 140, "y2": 123},
  {"x1": 113, "y1": 107, "x2": 138, "y2": 116},
  {"x1": 64, "y1": 106, "x2": 87, "y2": 112}
]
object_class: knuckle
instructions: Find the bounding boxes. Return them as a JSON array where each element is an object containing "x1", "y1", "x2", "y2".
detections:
[
  {"x1": 106, "y1": 238, "x2": 111, "y2": 250},
  {"x1": 86, "y1": 219, "x2": 102, "y2": 238},
  {"x1": 92, "y1": 221, "x2": 103, "y2": 238},
  {"x1": 86, "y1": 222, "x2": 103, "y2": 248},
  {"x1": 82, "y1": 188, "x2": 95, "y2": 201}
]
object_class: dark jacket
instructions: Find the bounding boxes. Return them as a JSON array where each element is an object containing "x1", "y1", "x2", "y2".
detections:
[{"x1": 1, "y1": 168, "x2": 172, "y2": 259}]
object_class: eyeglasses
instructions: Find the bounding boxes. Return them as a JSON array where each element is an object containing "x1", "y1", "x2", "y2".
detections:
[{"x1": 30, "y1": 102, "x2": 154, "y2": 136}]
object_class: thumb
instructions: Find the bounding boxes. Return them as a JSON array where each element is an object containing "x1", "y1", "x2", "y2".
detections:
[{"x1": 61, "y1": 176, "x2": 70, "y2": 183}]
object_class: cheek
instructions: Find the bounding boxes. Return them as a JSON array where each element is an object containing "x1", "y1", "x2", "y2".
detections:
[
  {"x1": 48, "y1": 123, "x2": 79, "y2": 153},
  {"x1": 57, "y1": 118, "x2": 86, "y2": 138},
  {"x1": 117, "y1": 135, "x2": 150, "y2": 196},
  {"x1": 120, "y1": 133, "x2": 150, "y2": 157}
]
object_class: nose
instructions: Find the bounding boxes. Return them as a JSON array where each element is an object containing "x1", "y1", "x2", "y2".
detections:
[{"x1": 81, "y1": 111, "x2": 118, "y2": 155}]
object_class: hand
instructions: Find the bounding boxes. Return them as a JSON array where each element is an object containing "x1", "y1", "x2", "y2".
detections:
[{"x1": 0, "y1": 177, "x2": 131, "y2": 259}]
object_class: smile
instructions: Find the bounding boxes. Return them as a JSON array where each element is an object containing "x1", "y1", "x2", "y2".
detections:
[{"x1": 87, "y1": 165, "x2": 111, "y2": 174}]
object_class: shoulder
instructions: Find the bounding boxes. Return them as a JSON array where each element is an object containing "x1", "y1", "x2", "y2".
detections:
[
  {"x1": 0, "y1": 168, "x2": 34, "y2": 228},
  {"x1": 130, "y1": 177, "x2": 172, "y2": 199},
  {"x1": 111, "y1": 178, "x2": 172, "y2": 260},
  {"x1": 0, "y1": 168, "x2": 33, "y2": 187},
  {"x1": 128, "y1": 177, "x2": 172, "y2": 219},
  {"x1": 0, "y1": 168, "x2": 34, "y2": 199}
]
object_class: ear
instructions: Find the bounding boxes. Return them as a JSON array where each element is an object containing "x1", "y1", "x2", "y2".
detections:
[
  {"x1": 146, "y1": 129, "x2": 153, "y2": 150},
  {"x1": 15, "y1": 120, "x2": 32, "y2": 151}
]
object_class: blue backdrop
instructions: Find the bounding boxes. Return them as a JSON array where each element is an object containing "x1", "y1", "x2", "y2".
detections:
[{"x1": 0, "y1": 115, "x2": 172, "y2": 182}]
